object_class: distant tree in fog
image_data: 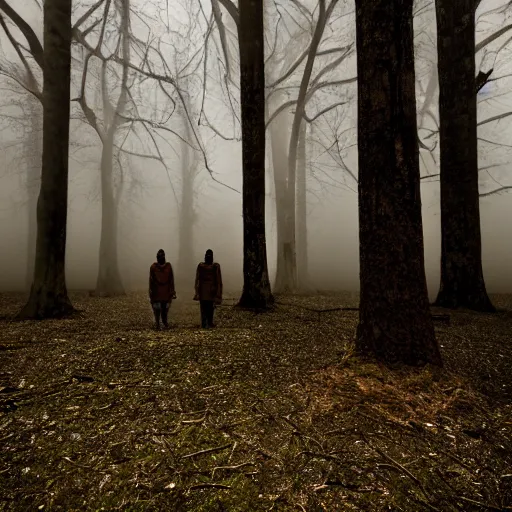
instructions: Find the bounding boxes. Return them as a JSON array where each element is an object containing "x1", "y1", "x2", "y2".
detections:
[
  {"x1": 0, "y1": 0, "x2": 197, "y2": 297},
  {"x1": 74, "y1": 0, "x2": 131, "y2": 297},
  {"x1": 265, "y1": 0, "x2": 355, "y2": 294},
  {"x1": 355, "y1": 0, "x2": 442, "y2": 365},
  {"x1": 18, "y1": 0, "x2": 74, "y2": 318}
]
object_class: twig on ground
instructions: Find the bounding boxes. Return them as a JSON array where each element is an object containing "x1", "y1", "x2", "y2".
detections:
[
  {"x1": 457, "y1": 496, "x2": 506, "y2": 511},
  {"x1": 181, "y1": 443, "x2": 232, "y2": 460},
  {"x1": 211, "y1": 462, "x2": 256, "y2": 477},
  {"x1": 362, "y1": 433, "x2": 431, "y2": 502},
  {"x1": 189, "y1": 483, "x2": 232, "y2": 490}
]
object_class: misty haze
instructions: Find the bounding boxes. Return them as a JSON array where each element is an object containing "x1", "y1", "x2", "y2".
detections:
[{"x1": 0, "y1": 0, "x2": 511, "y2": 510}]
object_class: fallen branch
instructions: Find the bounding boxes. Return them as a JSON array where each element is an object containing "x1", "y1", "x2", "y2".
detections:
[
  {"x1": 457, "y1": 496, "x2": 505, "y2": 511},
  {"x1": 181, "y1": 414, "x2": 207, "y2": 424},
  {"x1": 181, "y1": 443, "x2": 232, "y2": 460},
  {"x1": 189, "y1": 483, "x2": 232, "y2": 490},
  {"x1": 362, "y1": 434, "x2": 431, "y2": 502},
  {"x1": 276, "y1": 301, "x2": 450, "y2": 324},
  {"x1": 211, "y1": 462, "x2": 256, "y2": 477},
  {"x1": 298, "y1": 450, "x2": 341, "y2": 462}
]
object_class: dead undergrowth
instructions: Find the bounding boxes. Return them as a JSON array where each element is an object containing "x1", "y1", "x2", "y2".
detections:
[{"x1": 0, "y1": 291, "x2": 511, "y2": 511}]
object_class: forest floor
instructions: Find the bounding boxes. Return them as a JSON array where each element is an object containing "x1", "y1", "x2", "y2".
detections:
[{"x1": 0, "y1": 291, "x2": 511, "y2": 512}]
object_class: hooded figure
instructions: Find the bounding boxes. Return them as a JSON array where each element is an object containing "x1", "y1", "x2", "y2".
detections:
[
  {"x1": 149, "y1": 249, "x2": 176, "y2": 329},
  {"x1": 194, "y1": 249, "x2": 223, "y2": 328}
]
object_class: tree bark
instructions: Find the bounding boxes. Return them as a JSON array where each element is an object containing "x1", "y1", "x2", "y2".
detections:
[
  {"x1": 18, "y1": 0, "x2": 74, "y2": 319},
  {"x1": 296, "y1": 120, "x2": 309, "y2": 290},
  {"x1": 434, "y1": 0, "x2": 495, "y2": 312},
  {"x1": 355, "y1": 0, "x2": 442, "y2": 366},
  {"x1": 236, "y1": 0, "x2": 274, "y2": 309},
  {"x1": 95, "y1": 139, "x2": 125, "y2": 296}
]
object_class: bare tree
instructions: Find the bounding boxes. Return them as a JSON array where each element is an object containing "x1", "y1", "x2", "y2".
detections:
[
  {"x1": 1, "y1": 0, "x2": 194, "y2": 297},
  {"x1": 296, "y1": 119, "x2": 309, "y2": 289},
  {"x1": 246, "y1": 0, "x2": 355, "y2": 293},
  {"x1": 355, "y1": 0, "x2": 441, "y2": 365},
  {"x1": 434, "y1": 0, "x2": 495, "y2": 312},
  {"x1": 237, "y1": 0, "x2": 274, "y2": 308},
  {"x1": 18, "y1": 0, "x2": 74, "y2": 318},
  {"x1": 24, "y1": 97, "x2": 42, "y2": 291},
  {"x1": 281, "y1": 0, "x2": 339, "y2": 293},
  {"x1": 176, "y1": 86, "x2": 201, "y2": 287},
  {"x1": 75, "y1": 0, "x2": 132, "y2": 296}
]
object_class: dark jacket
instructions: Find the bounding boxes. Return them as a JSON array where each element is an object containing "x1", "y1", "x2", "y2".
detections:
[
  {"x1": 195, "y1": 262, "x2": 222, "y2": 302},
  {"x1": 149, "y1": 262, "x2": 175, "y2": 302}
]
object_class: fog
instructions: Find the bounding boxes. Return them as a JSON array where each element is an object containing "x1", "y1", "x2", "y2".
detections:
[{"x1": 1, "y1": 0, "x2": 512, "y2": 298}]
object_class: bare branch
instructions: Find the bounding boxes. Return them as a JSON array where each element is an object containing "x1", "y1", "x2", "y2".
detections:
[
  {"x1": 0, "y1": 0, "x2": 43, "y2": 68},
  {"x1": 211, "y1": 0, "x2": 231, "y2": 78},
  {"x1": 476, "y1": 23, "x2": 512, "y2": 52},
  {"x1": 73, "y1": 0, "x2": 106, "y2": 30},
  {"x1": 303, "y1": 101, "x2": 347, "y2": 123},
  {"x1": 478, "y1": 110, "x2": 512, "y2": 126},
  {"x1": 480, "y1": 186, "x2": 512, "y2": 197},
  {"x1": 216, "y1": 0, "x2": 239, "y2": 26}
]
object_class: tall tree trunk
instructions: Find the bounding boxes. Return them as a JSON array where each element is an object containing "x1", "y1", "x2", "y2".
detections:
[
  {"x1": 296, "y1": 120, "x2": 309, "y2": 290},
  {"x1": 355, "y1": 0, "x2": 442, "y2": 366},
  {"x1": 283, "y1": 0, "x2": 338, "y2": 293},
  {"x1": 237, "y1": 0, "x2": 274, "y2": 309},
  {"x1": 269, "y1": 104, "x2": 292, "y2": 294},
  {"x1": 434, "y1": 0, "x2": 494, "y2": 312},
  {"x1": 18, "y1": 0, "x2": 74, "y2": 319},
  {"x1": 94, "y1": 0, "x2": 130, "y2": 297},
  {"x1": 25, "y1": 100, "x2": 42, "y2": 291},
  {"x1": 95, "y1": 139, "x2": 125, "y2": 296},
  {"x1": 177, "y1": 101, "x2": 198, "y2": 287}
]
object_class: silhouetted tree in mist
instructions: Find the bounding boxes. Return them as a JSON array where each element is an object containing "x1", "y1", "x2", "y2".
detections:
[
  {"x1": 23, "y1": 97, "x2": 42, "y2": 291},
  {"x1": 18, "y1": 0, "x2": 74, "y2": 319},
  {"x1": 177, "y1": 89, "x2": 201, "y2": 287},
  {"x1": 434, "y1": 0, "x2": 495, "y2": 312},
  {"x1": 237, "y1": 0, "x2": 274, "y2": 308},
  {"x1": 355, "y1": 0, "x2": 442, "y2": 366},
  {"x1": 82, "y1": 0, "x2": 131, "y2": 297}
]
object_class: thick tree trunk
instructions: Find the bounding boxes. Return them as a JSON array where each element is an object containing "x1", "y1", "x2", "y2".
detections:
[
  {"x1": 18, "y1": 0, "x2": 74, "y2": 319},
  {"x1": 434, "y1": 0, "x2": 494, "y2": 312},
  {"x1": 296, "y1": 120, "x2": 309, "y2": 291},
  {"x1": 25, "y1": 101, "x2": 42, "y2": 291},
  {"x1": 237, "y1": 0, "x2": 274, "y2": 309},
  {"x1": 355, "y1": 0, "x2": 442, "y2": 366},
  {"x1": 95, "y1": 140, "x2": 125, "y2": 296}
]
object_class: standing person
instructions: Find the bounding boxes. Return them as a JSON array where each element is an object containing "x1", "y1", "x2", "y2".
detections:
[
  {"x1": 149, "y1": 249, "x2": 177, "y2": 329},
  {"x1": 194, "y1": 249, "x2": 223, "y2": 328}
]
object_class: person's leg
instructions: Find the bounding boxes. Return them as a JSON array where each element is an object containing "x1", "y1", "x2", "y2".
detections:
[
  {"x1": 152, "y1": 302, "x2": 161, "y2": 329},
  {"x1": 207, "y1": 301, "x2": 214, "y2": 328},
  {"x1": 199, "y1": 301, "x2": 207, "y2": 328},
  {"x1": 161, "y1": 301, "x2": 169, "y2": 328}
]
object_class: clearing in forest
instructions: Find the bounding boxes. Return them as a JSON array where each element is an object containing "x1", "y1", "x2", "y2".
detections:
[{"x1": 0, "y1": 292, "x2": 511, "y2": 511}]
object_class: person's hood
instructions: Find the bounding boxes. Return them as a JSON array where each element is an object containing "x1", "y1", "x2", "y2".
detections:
[{"x1": 157, "y1": 249, "x2": 166, "y2": 265}]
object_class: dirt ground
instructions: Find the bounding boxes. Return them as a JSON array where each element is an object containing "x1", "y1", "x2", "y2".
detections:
[{"x1": 0, "y1": 291, "x2": 511, "y2": 511}]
